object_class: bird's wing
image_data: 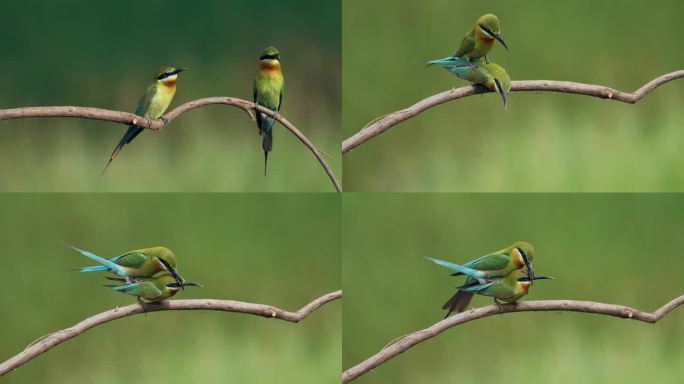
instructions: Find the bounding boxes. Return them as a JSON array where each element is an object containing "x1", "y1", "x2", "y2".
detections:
[
  {"x1": 65, "y1": 243, "x2": 127, "y2": 276},
  {"x1": 254, "y1": 80, "x2": 264, "y2": 135},
  {"x1": 461, "y1": 281, "x2": 495, "y2": 293},
  {"x1": 111, "y1": 251, "x2": 149, "y2": 268},
  {"x1": 463, "y1": 253, "x2": 510, "y2": 271},
  {"x1": 134, "y1": 84, "x2": 157, "y2": 116},
  {"x1": 454, "y1": 34, "x2": 475, "y2": 57},
  {"x1": 108, "y1": 281, "x2": 162, "y2": 299},
  {"x1": 276, "y1": 82, "x2": 284, "y2": 112}
]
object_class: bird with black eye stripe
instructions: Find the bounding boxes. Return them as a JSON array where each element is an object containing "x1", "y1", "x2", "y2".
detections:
[
  {"x1": 427, "y1": 241, "x2": 553, "y2": 317},
  {"x1": 253, "y1": 47, "x2": 284, "y2": 176},
  {"x1": 102, "y1": 66, "x2": 187, "y2": 174}
]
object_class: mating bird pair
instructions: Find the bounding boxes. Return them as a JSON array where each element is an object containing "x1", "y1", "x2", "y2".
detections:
[
  {"x1": 428, "y1": 14, "x2": 512, "y2": 109},
  {"x1": 428, "y1": 241, "x2": 553, "y2": 318},
  {"x1": 103, "y1": 46, "x2": 284, "y2": 176},
  {"x1": 67, "y1": 244, "x2": 202, "y2": 303}
]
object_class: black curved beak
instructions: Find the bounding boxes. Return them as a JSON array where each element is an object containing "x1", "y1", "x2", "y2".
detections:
[
  {"x1": 158, "y1": 258, "x2": 185, "y2": 290},
  {"x1": 494, "y1": 34, "x2": 508, "y2": 50},
  {"x1": 529, "y1": 275, "x2": 554, "y2": 281},
  {"x1": 170, "y1": 67, "x2": 188, "y2": 76},
  {"x1": 182, "y1": 281, "x2": 204, "y2": 288},
  {"x1": 494, "y1": 79, "x2": 509, "y2": 110}
]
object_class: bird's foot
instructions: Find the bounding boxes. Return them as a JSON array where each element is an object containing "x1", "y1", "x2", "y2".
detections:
[
  {"x1": 494, "y1": 299, "x2": 504, "y2": 312},
  {"x1": 159, "y1": 116, "x2": 169, "y2": 127}
]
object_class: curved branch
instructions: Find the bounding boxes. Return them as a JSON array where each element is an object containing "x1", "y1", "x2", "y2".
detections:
[
  {"x1": 342, "y1": 70, "x2": 684, "y2": 153},
  {"x1": 342, "y1": 294, "x2": 684, "y2": 383},
  {"x1": 0, "y1": 290, "x2": 342, "y2": 377},
  {"x1": 0, "y1": 97, "x2": 341, "y2": 192}
]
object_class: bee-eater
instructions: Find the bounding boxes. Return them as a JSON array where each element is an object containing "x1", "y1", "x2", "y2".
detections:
[
  {"x1": 254, "y1": 46, "x2": 284, "y2": 176},
  {"x1": 427, "y1": 241, "x2": 535, "y2": 316},
  {"x1": 105, "y1": 273, "x2": 202, "y2": 303},
  {"x1": 68, "y1": 244, "x2": 184, "y2": 287},
  {"x1": 428, "y1": 57, "x2": 511, "y2": 109},
  {"x1": 455, "y1": 268, "x2": 553, "y2": 307},
  {"x1": 102, "y1": 66, "x2": 187, "y2": 174},
  {"x1": 453, "y1": 14, "x2": 508, "y2": 64}
]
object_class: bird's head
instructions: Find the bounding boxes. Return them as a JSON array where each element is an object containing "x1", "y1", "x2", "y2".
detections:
[
  {"x1": 259, "y1": 47, "x2": 281, "y2": 70},
  {"x1": 510, "y1": 241, "x2": 534, "y2": 281},
  {"x1": 484, "y1": 63, "x2": 511, "y2": 110},
  {"x1": 476, "y1": 14, "x2": 508, "y2": 50},
  {"x1": 150, "y1": 247, "x2": 185, "y2": 289},
  {"x1": 154, "y1": 67, "x2": 187, "y2": 85}
]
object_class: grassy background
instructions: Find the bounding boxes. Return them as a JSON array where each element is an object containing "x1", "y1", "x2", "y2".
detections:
[
  {"x1": 0, "y1": 194, "x2": 341, "y2": 383},
  {"x1": 342, "y1": 0, "x2": 684, "y2": 191},
  {"x1": 343, "y1": 194, "x2": 684, "y2": 383},
  {"x1": 0, "y1": 0, "x2": 340, "y2": 192}
]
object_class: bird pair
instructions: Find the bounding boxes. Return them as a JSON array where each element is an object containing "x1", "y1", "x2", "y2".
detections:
[
  {"x1": 103, "y1": 46, "x2": 284, "y2": 176},
  {"x1": 428, "y1": 14, "x2": 511, "y2": 109},
  {"x1": 428, "y1": 241, "x2": 553, "y2": 318},
  {"x1": 67, "y1": 244, "x2": 202, "y2": 303}
]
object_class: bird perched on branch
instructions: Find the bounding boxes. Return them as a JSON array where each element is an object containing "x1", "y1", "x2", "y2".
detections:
[
  {"x1": 428, "y1": 57, "x2": 511, "y2": 109},
  {"x1": 105, "y1": 273, "x2": 202, "y2": 303},
  {"x1": 452, "y1": 13, "x2": 508, "y2": 65},
  {"x1": 102, "y1": 66, "x2": 187, "y2": 174},
  {"x1": 67, "y1": 243, "x2": 184, "y2": 288},
  {"x1": 254, "y1": 47, "x2": 284, "y2": 176},
  {"x1": 427, "y1": 241, "x2": 543, "y2": 317},
  {"x1": 456, "y1": 268, "x2": 553, "y2": 308}
]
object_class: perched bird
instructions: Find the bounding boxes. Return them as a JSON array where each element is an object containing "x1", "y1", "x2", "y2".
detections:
[
  {"x1": 427, "y1": 241, "x2": 535, "y2": 317},
  {"x1": 455, "y1": 268, "x2": 552, "y2": 307},
  {"x1": 102, "y1": 66, "x2": 187, "y2": 173},
  {"x1": 105, "y1": 273, "x2": 202, "y2": 303},
  {"x1": 68, "y1": 244, "x2": 184, "y2": 288},
  {"x1": 453, "y1": 14, "x2": 508, "y2": 64},
  {"x1": 428, "y1": 57, "x2": 511, "y2": 109},
  {"x1": 428, "y1": 241, "x2": 535, "y2": 282},
  {"x1": 254, "y1": 47, "x2": 284, "y2": 175}
]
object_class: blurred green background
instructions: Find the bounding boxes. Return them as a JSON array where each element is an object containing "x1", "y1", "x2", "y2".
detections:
[
  {"x1": 0, "y1": 0, "x2": 340, "y2": 192},
  {"x1": 343, "y1": 194, "x2": 684, "y2": 383},
  {"x1": 343, "y1": 0, "x2": 684, "y2": 191},
  {"x1": 0, "y1": 194, "x2": 340, "y2": 383}
]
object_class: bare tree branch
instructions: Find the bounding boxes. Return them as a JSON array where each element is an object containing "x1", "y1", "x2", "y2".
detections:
[
  {"x1": 0, "y1": 290, "x2": 342, "y2": 377},
  {"x1": 0, "y1": 97, "x2": 341, "y2": 192},
  {"x1": 342, "y1": 294, "x2": 684, "y2": 383},
  {"x1": 342, "y1": 70, "x2": 684, "y2": 154}
]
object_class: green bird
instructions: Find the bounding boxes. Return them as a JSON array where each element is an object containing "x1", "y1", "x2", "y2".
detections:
[
  {"x1": 102, "y1": 66, "x2": 187, "y2": 173},
  {"x1": 68, "y1": 244, "x2": 184, "y2": 288},
  {"x1": 105, "y1": 273, "x2": 202, "y2": 303},
  {"x1": 455, "y1": 268, "x2": 553, "y2": 308},
  {"x1": 428, "y1": 57, "x2": 511, "y2": 109},
  {"x1": 254, "y1": 47, "x2": 284, "y2": 176},
  {"x1": 453, "y1": 14, "x2": 508, "y2": 64},
  {"x1": 427, "y1": 241, "x2": 535, "y2": 316}
]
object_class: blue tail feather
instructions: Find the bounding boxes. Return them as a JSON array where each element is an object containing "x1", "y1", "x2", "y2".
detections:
[{"x1": 63, "y1": 241, "x2": 127, "y2": 276}]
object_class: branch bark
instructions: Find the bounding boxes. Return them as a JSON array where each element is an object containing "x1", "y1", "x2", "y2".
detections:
[
  {"x1": 0, "y1": 290, "x2": 342, "y2": 377},
  {"x1": 342, "y1": 294, "x2": 684, "y2": 383},
  {"x1": 0, "y1": 97, "x2": 341, "y2": 192},
  {"x1": 342, "y1": 70, "x2": 684, "y2": 153}
]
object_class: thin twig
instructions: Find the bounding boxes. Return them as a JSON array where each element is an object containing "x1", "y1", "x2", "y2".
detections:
[
  {"x1": 0, "y1": 290, "x2": 342, "y2": 377},
  {"x1": 0, "y1": 97, "x2": 341, "y2": 192},
  {"x1": 342, "y1": 70, "x2": 684, "y2": 153},
  {"x1": 342, "y1": 294, "x2": 684, "y2": 383}
]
